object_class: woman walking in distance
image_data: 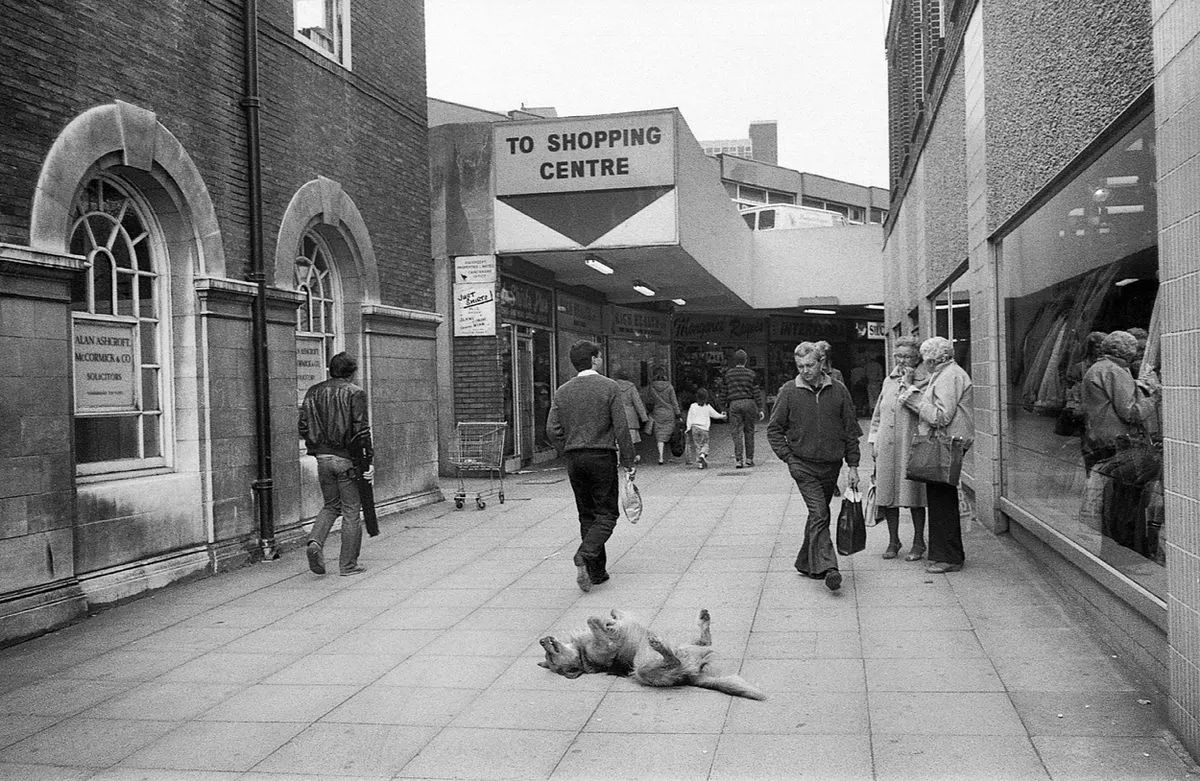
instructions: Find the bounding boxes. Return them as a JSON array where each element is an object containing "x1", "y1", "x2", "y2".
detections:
[
  {"x1": 646, "y1": 368, "x2": 681, "y2": 465},
  {"x1": 867, "y1": 337, "x2": 928, "y2": 560},
  {"x1": 899, "y1": 337, "x2": 973, "y2": 574}
]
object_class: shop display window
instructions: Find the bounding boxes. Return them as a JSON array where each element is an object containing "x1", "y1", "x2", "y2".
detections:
[{"x1": 998, "y1": 111, "x2": 1162, "y2": 595}]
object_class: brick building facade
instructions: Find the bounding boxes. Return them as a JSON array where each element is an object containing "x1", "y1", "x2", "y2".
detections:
[
  {"x1": 883, "y1": 0, "x2": 1200, "y2": 755},
  {"x1": 0, "y1": 0, "x2": 440, "y2": 644}
]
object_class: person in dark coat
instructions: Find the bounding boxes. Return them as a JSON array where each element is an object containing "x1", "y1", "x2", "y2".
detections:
[
  {"x1": 300, "y1": 352, "x2": 373, "y2": 577},
  {"x1": 767, "y1": 341, "x2": 862, "y2": 592}
]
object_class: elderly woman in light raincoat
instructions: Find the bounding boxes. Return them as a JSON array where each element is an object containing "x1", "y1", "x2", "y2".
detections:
[{"x1": 867, "y1": 336, "x2": 928, "y2": 561}]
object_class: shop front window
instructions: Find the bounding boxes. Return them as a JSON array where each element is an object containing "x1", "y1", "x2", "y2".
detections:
[{"x1": 998, "y1": 110, "x2": 1162, "y2": 595}]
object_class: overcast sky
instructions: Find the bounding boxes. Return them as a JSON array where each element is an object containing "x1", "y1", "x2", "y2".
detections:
[{"x1": 424, "y1": 0, "x2": 891, "y2": 188}]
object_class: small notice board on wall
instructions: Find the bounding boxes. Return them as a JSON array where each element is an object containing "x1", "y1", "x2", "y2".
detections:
[
  {"x1": 73, "y1": 318, "x2": 138, "y2": 413},
  {"x1": 296, "y1": 335, "x2": 326, "y2": 402},
  {"x1": 454, "y1": 255, "x2": 498, "y2": 337}
]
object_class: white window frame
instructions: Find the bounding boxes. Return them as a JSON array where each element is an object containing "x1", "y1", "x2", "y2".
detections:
[
  {"x1": 70, "y1": 176, "x2": 173, "y2": 478},
  {"x1": 294, "y1": 0, "x2": 352, "y2": 68}
]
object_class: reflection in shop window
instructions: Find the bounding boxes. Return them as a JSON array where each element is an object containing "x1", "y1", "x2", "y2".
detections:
[
  {"x1": 998, "y1": 110, "x2": 1163, "y2": 595},
  {"x1": 69, "y1": 177, "x2": 166, "y2": 472}
]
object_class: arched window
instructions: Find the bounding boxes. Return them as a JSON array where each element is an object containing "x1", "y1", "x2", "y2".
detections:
[
  {"x1": 69, "y1": 176, "x2": 168, "y2": 471},
  {"x1": 295, "y1": 229, "x2": 340, "y2": 402}
]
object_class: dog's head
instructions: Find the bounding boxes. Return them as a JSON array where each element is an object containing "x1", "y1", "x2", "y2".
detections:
[{"x1": 537, "y1": 635, "x2": 586, "y2": 678}]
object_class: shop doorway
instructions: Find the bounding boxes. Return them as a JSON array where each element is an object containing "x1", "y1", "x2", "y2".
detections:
[{"x1": 501, "y1": 324, "x2": 553, "y2": 465}]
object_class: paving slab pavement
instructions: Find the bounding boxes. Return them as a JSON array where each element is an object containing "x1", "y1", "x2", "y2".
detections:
[{"x1": 1, "y1": 427, "x2": 1197, "y2": 780}]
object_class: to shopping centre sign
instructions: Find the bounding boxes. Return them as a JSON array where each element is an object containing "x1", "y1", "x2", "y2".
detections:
[{"x1": 494, "y1": 111, "x2": 676, "y2": 196}]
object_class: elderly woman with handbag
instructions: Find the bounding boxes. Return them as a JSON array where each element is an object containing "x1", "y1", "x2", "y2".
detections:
[
  {"x1": 867, "y1": 336, "x2": 928, "y2": 561},
  {"x1": 899, "y1": 336, "x2": 974, "y2": 574}
]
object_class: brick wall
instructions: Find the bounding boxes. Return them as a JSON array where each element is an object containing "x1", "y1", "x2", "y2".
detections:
[
  {"x1": 454, "y1": 337, "x2": 505, "y2": 423},
  {"x1": 1, "y1": 0, "x2": 430, "y2": 311}
]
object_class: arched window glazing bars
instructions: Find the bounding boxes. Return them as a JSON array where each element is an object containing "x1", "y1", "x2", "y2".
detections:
[{"x1": 68, "y1": 176, "x2": 167, "y2": 470}]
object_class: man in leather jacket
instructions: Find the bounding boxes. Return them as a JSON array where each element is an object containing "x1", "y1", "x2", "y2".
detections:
[{"x1": 300, "y1": 352, "x2": 373, "y2": 576}]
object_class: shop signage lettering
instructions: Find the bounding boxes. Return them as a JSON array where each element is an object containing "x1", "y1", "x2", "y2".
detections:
[
  {"x1": 454, "y1": 282, "x2": 497, "y2": 337},
  {"x1": 556, "y1": 293, "x2": 603, "y2": 333},
  {"x1": 769, "y1": 316, "x2": 847, "y2": 343},
  {"x1": 296, "y1": 336, "x2": 325, "y2": 403},
  {"x1": 728, "y1": 317, "x2": 767, "y2": 340},
  {"x1": 498, "y1": 277, "x2": 552, "y2": 325},
  {"x1": 494, "y1": 112, "x2": 676, "y2": 195},
  {"x1": 673, "y1": 315, "x2": 729, "y2": 342},
  {"x1": 605, "y1": 305, "x2": 668, "y2": 340},
  {"x1": 855, "y1": 321, "x2": 887, "y2": 340},
  {"x1": 73, "y1": 319, "x2": 137, "y2": 413}
]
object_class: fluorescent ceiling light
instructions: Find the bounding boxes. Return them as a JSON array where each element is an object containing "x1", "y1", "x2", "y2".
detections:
[
  {"x1": 584, "y1": 255, "x2": 614, "y2": 275},
  {"x1": 1114, "y1": 277, "x2": 1139, "y2": 287},
  {"x1": 865, "y1": 304, "x2": 885, "y2": 310},
  {"x1": 672, "y1": 298, "x2": 686, "y2": 306},
  {"x1": 803, "y1": 308, "x2": 836, "y2": 315},
  {"x1": 632, "y1": 280, "x2": 656, "y2": 297}
]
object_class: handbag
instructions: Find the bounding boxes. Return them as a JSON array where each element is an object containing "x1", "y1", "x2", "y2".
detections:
[
  {"x1": 642, "y1": 419, "x2": 654, "y2": 436},
  {"x1": 905, "y1": 433, "x2": 967, "y2": 484},
  {"x1": 621, "y1": 469, "x2": 643, "y2": 524},
  {"x1": 669, "y1": 419, "x2": 685, "y2": 458},
  {"x1": 863, "y1": 479, "x2": 880, "y2": 527},
  {"x1": 836, "y1": 487, "x2": 866, "y2": 555}
]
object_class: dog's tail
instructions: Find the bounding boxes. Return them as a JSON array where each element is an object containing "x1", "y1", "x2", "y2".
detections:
[{"x1": 695, "y1": 674, "x2": 766, "y2": 700}]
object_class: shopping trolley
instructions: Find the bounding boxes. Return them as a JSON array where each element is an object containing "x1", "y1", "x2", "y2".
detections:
[{"x1": 448, "y1": 421, "x2": 508, "y2": 509}]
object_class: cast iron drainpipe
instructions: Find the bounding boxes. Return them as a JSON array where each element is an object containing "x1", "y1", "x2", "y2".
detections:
[{"x1": 242, "y1": 0, "x2": 277, "y2": 560}]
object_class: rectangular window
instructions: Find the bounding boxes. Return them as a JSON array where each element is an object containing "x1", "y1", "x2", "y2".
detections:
[
  {"x1": 870, "y1": 207, "x2": 887, "y2": 223},
  {"x1": 998, "y1": 110, "x2": 1161, "y2": 594},
  {"x1": 738, "y1": 186, "x2": 766, "y2": 204},
  {"x1": 767, "y1": 191, "x2": 796, "y2": 205},
  {"x1": 295, "y1": 0, "x2": 351, "y2": 67}
]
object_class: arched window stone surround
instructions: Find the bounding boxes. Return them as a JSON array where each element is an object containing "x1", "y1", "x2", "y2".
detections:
[
  {"x1": 275, "y1": 176, "x2": 381, "y2": 344},
  {"x1": 29, "y1": 100, "x2": 226, "y2": 278}
]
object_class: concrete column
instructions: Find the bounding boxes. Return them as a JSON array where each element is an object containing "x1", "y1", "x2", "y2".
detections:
[
  {"x1": 0, "y1": 244, "x2": 87, "y2": 644},
  {"x1": 1153, "y1": 0, "x2": 1200, "y2": 756}
]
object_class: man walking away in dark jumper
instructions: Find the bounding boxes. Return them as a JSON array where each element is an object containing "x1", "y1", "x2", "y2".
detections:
[
  {"x1": 724, "y1": 349, "x2": 763, "y2": 468},
  {"x1": 547, "y1": 340, "x2": 637, "y2": 592}
]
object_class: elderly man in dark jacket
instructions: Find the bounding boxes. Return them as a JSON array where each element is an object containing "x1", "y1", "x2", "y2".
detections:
[
  {"x1": 547, "y1": 340, "x2": 636, "y2": 592},
  {"x1": 300, "y1": 352, "x2": 373, "y2": 577},
  {"x1": 767, "y1": 341, "x2": 862, "y2": 592}
]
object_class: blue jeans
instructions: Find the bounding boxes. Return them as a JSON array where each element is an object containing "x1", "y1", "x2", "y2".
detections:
[{"x1": 308, "y1": 454, "x2": 363, "y2": 573}]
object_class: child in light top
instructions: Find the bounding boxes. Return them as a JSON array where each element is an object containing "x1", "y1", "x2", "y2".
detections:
[{"x1": 685, "y1": 388, "x2": 726, "y2": 469}]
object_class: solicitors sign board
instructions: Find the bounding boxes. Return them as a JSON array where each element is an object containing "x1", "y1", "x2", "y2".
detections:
[
  {"x1": 73, "y1": 318, "x2": 138, "y2": 413},
  {"x1": 494, "y1": 111, "x2": 676, "y2": 196}
]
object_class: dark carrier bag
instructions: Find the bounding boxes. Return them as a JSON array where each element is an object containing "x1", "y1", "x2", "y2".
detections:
[
  {"x1": 835, "y1": 487, "x2": 866, "y2": 556},
  {"x1": 669, "y1": 419, "x2": 686, "y2": 458}
]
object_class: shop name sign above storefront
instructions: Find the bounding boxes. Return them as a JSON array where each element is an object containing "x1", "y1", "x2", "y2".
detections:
[
  {"x1": 73, "y1": 319, "x2": 138, "y2": 413},
  {"x1": 606, "y1": 305, "x2": 669, "y2": 340},
  {"x1": 556, "y1": 293, "x2": 603, "y2": 334},
  {"x1": 495, "y1": 112, "x2": 676, "y2": 195},
  {"x1": 672, "y1": 315, "x2": 767, "y2": 343}
]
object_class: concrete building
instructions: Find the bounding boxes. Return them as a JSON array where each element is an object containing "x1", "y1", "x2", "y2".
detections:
[
  {"x1": 701, "y1": 119, "x2": 778, "y2": 165},
  {"x1": 881, "y1": 0, "x2": 1200, "y2": 754},
  {"x1": 0, "y1": 0, "x2": 439, "y2": 644},
  {"x1": 429, "y1": 100, "x2": 886, "y2": 470}
]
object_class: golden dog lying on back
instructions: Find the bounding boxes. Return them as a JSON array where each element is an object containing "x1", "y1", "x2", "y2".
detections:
[{"x1": 538, "y1": 608, "x2": 766, "y2": 700}]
